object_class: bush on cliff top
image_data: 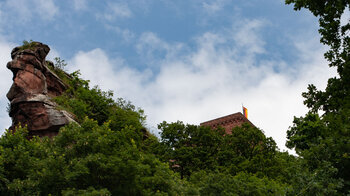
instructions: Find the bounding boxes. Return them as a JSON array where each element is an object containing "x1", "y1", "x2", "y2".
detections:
[
  {"x1": 49, "y1": 63, "x2": 146, "y2": 133},
  {"x1": 18, "y1": 40, "x2": 37, "y2": 50}
]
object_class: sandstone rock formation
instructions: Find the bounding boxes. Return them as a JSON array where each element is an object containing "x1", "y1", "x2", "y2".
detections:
[{"x1": 7, "y1": 42, "x2": 75, "y2": 137}]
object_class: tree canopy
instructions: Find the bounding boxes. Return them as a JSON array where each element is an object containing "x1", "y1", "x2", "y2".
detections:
[
  {"x1": 286, "y1": 0, "x2": 350, "y2": 194},
  {"x1": 0, "y1": 1, "x2": 349, "y2": 194}
]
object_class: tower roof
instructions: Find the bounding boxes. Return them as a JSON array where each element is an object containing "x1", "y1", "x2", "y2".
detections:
[{"x1": 200, "y1": 112, "x2": 253, "y2": 134}]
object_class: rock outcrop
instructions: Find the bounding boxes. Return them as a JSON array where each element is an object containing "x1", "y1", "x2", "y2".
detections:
[{"x1": 7, "y1": 42, "x2": 75, "y2": 137}]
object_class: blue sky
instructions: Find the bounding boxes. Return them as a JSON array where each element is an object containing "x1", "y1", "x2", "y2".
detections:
[{"x1": 0, "y1": 0, "x2": 339, "y2": 152}]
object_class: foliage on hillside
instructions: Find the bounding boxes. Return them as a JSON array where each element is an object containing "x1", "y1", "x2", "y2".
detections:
[
  {"x1": 155, "y1": 122, "x2": 279, "y2": 179},
  {"x1": 0, "y1": 0, "x2": 349, "y2": 193},
  {"x1": 0, "y1": 55, "x2": 305, "y2": 195},
  {"x1": 285, "y1": 0, "x2": 350, "y2": 194},
  {"x1": 47, "y1": 58, "x2": 146, "y2": 132},
  {"x1": 0, "y1": 120, "x2": 194, "y2": 195}
]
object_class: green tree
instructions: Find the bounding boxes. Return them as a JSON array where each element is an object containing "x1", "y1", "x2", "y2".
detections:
[
  {"x1": 158, "y1": 121, "x2": 283, "y2": 181},
  {"x1": 285, "y1": 0, "x2": 350, "y2": 194},
  {"x1": 53, "y1": 70, "x2": 145, "y2": 132},
  {"x1": 0, "y1": 120, "x2": 191, "y2": 195},
  {"x1": 286, "y1": 0, "x2": 350, "y2": 114},
  {"x1": 158, "y1": 121, "x2": 225, "y2": 178},
  {"x1": 54, "y1": 57, "x2": 67, "y2": 71},
  {"x1": 190, "y1": 171, "x2": 287, "y2": 196},
  {"x1": 219, "y1": 124, "x2": 279, "y2": 178}
]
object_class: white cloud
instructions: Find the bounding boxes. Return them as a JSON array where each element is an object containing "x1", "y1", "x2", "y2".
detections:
[
  {"x1": 35, "y1": 0, "x2": 58, "y2": 19},
  {"x1": 68, "y1": 48, "x2": 151, "y2": 93},
  {"x1": 46, "y1": 47, "x2": 61, "y2": 62},
  {"x1": 340, "y1": 7, "x2": 350, "y2": 27},
  {"x1": 105, "y1": 25, "x2": 136, "y2": 43},
  {"x1": 0, "y1": 38, "x2": 15, "y2": 135},
  {"x1": 0, "y1": 7, "x2": 3, "y2": 32},
  {"x1": 73, "y1": 0, "x2": 88, "y2": 11},
  {"x1": 4, "y1": 0, "x2": 32, "y2": 22},
  {"x1": 100, "y1": 2, "x2": 132, "y2": 21},
  {"x1": 67, "y1": 19, "x2": 335, "y2": 152},
  {"x1": 233, "y1": 19, "x2": 266, "y2": 55},
  {"x1": 202, "y1": 0, "x2": 230, "y2": 14},
  {"x1": 136, "y1": 32, "x2": 186, "y2": 65},
  {"x1": 1, "y1": 0, "x2": 58, "y2": 22},
  {"x1": 68, "y1": 48, "x2": 121, "y2": 87}
]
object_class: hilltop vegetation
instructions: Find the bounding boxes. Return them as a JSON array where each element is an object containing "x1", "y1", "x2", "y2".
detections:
[
  {"x1": 0, "y1": 54, "x2": 344, "y2": 195},
  {"x1": 0, "y1": 60, "x2": 295, "y2": 195},
  {"x1": 0, "y1": 0, "x2": 349, "y2": 195}
]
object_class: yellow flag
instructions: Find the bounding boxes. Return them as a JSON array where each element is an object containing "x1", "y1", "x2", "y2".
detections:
[{"x1": 242, "y1": 106, "x2": 248, "y2": 119}]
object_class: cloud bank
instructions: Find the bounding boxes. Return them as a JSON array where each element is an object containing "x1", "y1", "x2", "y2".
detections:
[
  {"x1": 1, "y1": 0, "x2": 58, "y2": 22},
  {"x1": 0, "y1": 0, "x2": 335, "y2": 153},
  {"x1": 68, "y1": 19, "x2": 335, "y2": 152},
  {"x1": 0, "y1": 39, "x2": 15, "y2": 134}
]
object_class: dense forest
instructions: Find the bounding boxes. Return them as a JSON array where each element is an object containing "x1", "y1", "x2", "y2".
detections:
[{"x1": 0, "y1": 0, "x2": 349, "y2": 195}]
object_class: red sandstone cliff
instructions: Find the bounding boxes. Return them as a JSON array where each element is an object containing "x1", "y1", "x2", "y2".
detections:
[{"x1": 6, "y1": 42, "x2": 75, "y2": 137}]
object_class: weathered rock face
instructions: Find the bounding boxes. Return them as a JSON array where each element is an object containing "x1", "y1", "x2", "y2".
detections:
[{"x1": 7, "y1": 42, "x2": 75, "y2": 137}]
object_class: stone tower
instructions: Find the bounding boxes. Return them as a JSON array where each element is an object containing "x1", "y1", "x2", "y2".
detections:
[{"x1": 200, "y1": 112, "x2": 252, "y2": 134}]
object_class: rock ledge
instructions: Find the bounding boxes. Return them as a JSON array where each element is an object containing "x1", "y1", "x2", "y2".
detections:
[{"x1": 7, "y1": 42, "x2": 75, "y2": 137}]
